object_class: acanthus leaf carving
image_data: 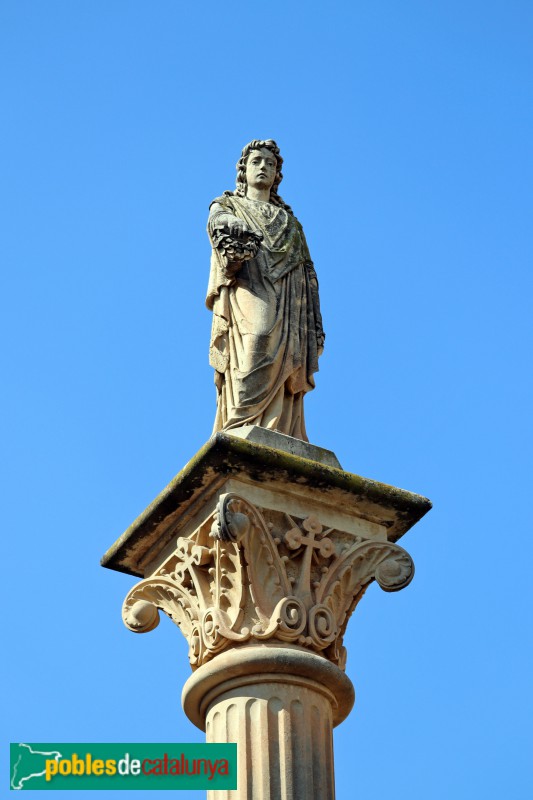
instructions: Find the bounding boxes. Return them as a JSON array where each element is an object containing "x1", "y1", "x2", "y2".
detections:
[{"x1": 122, "y1": 494, "x2": 415, "y2": 670}]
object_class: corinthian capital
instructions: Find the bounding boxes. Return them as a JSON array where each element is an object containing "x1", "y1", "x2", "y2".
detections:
[{"x1": 122, "y1": 493, "x2": 414, "y2": 670}]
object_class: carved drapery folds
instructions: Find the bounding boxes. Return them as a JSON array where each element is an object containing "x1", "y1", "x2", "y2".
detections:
[{"x1": 122, "y1": 494, "x2": 414, "y2": 670}]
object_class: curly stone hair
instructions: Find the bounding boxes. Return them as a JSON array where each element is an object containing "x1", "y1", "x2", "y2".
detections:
[{"x1": 235, "y1": 139, "x2": 293, "y2": 214}]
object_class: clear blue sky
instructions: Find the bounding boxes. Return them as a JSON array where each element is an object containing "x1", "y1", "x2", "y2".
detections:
[{"x1": 2, "y1": 1, "x2": 532, "y2": 797}]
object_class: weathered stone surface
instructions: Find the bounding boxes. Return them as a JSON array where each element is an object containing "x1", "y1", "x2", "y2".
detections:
[
  {"x1": 100, "y1": 432, "x2": 431, "y2": 579},
  {"x1": 227, "y1": 426, "x2": 342, "y2": 468},
  {"x1": 121, "y1": 492, "x2": 416, "y2": 670},
  {"x1": 206, "y1": 140, "x2": 325, "y2": 442}
]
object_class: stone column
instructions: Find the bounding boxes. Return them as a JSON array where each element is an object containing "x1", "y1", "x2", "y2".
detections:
[{"x1": 102, "y1": 427, "x2": 431, "y2": 799}]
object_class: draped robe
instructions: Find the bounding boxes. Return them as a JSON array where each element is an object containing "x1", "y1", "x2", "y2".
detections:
[{"x1": 206, "y1": 193, "x2": 324, "y2": 442}]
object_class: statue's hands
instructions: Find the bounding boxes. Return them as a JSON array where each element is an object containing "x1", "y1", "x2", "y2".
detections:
[
  {"x1": 228, "y1": 218, "x2": 251, "y2": 238},
  {"x1": 211, "y1": 213, "x2": 263, "y2": 271}
]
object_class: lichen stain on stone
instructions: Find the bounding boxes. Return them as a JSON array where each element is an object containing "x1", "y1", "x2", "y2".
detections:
[{"x1": 102, "y1": 433, "x2": 431, "y2": 576}]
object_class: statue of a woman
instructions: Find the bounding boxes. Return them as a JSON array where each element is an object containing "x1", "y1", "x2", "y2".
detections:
[{"x1": 206, "y1": 139, "x2": 325, "y2": 442}]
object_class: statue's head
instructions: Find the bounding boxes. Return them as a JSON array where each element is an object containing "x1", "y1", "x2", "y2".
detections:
[{"x1": 235, "y1": 140, "x2": 292, "y2": 213}]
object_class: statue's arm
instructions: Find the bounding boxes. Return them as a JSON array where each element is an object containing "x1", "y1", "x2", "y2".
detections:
[
  {"x1": 208, "y1": 199, "x2": 263, "y2": 276},
  {"x1": 208, "y1": 201, "x2": 250, "y2": 239}
]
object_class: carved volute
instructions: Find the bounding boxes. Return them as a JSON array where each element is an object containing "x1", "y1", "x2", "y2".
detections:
[{"x1": 123, "y1": 493, "x2": 414, "y2": 671}]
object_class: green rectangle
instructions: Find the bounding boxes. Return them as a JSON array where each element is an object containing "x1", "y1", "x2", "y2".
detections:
[{"x1": 10, "y1": 743, "x2": 237, "y2": 790}]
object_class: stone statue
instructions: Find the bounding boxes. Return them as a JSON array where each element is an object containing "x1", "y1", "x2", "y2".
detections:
[{"x1": 206, "y1": 139, "x2": 325, "y2": 442}]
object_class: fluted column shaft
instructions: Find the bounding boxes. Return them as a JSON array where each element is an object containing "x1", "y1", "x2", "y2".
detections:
[
  {"x1": 182, "y1": 645, "x2": 354, "y2": 800},
  {"x1": 206, "y1": 677, "x2": 334, "y2": 799}
]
